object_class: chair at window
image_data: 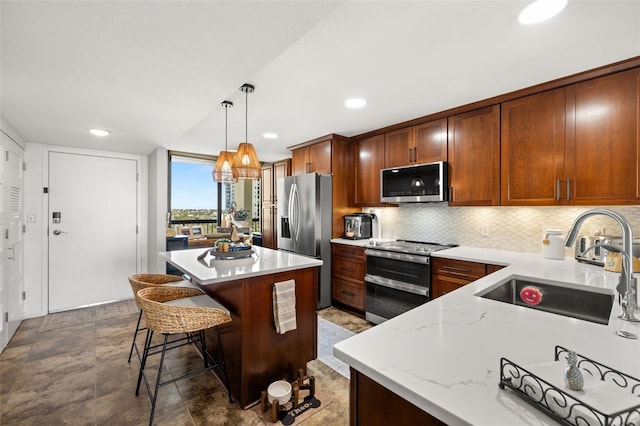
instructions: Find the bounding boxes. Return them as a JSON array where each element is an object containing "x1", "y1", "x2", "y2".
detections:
[
  {"x1": 135, "y1": 286, "x2": 232, "y2": 425},
  {"x1": 127, "y1": 273, "x2": 203, "y2": 363}
]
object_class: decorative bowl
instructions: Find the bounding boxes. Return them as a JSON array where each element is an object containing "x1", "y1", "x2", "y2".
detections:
[{"x1": 267, "y1": 380, "x2": 292, "y2": 405}]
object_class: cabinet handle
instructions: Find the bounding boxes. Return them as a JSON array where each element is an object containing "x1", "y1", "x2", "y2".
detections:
[
  {"x1": 408, "y1": 148, "x2": 412, "y2": 163},
  {"x1": 306, "y1": 162, "x2": 310, "y2": 173},
  {"x1": 342, "y1": 268, "x2": 355, "y2": 273},
  {"x1": 341, "y1": 291, "x2": 355, "y2": 297},
  {"x1": 441, "y1": 265, "x2": 471, "y2": 273},
  {"x1": 413, "y1": 147, "x2": 417, "y2": 162},
  {"x1": 556, "y1": 179, "x2": 561, "y2": 201},
  {"x1": 448, "y1": 187, "x2": 453, "y2": 202},
  {"x1": 567, "y1": 179, "x2": 571, "y2": 201}
]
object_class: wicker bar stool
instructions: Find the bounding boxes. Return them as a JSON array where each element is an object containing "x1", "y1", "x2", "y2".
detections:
[
  {"x1": 127, "y1": 273, "x2": 204, "y2": 363},
  {"x1": 135, "y1": 286, "x2": 232, "y2": 426}
]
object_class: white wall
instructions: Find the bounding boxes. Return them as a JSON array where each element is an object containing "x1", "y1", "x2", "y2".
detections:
[
  {"x1": 23, "y1": 144, "x2": 45, "y2": 317},
  {"x1": 375, "y1": 204, "x2": 640, "y2": 257},
  {"x1": 147, "y1": 148, "x2": 168, "y2": 273}
]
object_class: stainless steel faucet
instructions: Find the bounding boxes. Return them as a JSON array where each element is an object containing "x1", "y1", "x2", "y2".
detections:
[{"x1": 565, "y1": 208, "x2": 638, "y2": 323}]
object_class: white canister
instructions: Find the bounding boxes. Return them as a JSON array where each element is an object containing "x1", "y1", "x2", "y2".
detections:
[{"x1": 542, "y1": 229, "x2": 565, "y2": 260}]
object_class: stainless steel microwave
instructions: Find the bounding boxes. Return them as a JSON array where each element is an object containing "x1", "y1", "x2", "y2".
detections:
[{"x1": 380, "y1": 161, "x2": 448, "y2": 203}]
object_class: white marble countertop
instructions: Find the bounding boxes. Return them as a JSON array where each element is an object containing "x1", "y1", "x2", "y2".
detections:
[
  {"x1": 160, "y1": 246, "x2": 322, "y2": 285},
  {"x1": 334, "y1": 246, "x2": 640, "y2": 425}
]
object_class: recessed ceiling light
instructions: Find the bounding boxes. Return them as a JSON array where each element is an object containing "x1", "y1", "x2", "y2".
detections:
[
  {"x1": 518, "y1": 0, "x2": 567, "y2": 25},
  {"x1": 345, "y1": 98, "x2": 367, "y2": 109},
  {"x1": 262, "y1": 132, "x2": 279, "y2": 139},
  {"x1": 89, "y1": 129, "x2": 110, "y2": 137}
]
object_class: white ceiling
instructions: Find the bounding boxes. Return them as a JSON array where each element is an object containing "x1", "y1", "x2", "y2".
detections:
[{"x1": 1, "y1": 1, "x2": 639, "y2": 163}]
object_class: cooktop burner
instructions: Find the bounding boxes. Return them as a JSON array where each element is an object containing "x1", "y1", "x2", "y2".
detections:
[{"x1": 366, "y1": 239, "x2": 457, "y2": 256}]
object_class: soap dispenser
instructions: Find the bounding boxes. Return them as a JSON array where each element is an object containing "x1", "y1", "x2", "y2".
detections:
[{"x1": 542, "y1": 229, "x2": 565, "y2": 260}]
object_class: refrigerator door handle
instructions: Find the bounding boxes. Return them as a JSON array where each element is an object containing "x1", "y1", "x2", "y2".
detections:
[{"x1": 288, "y1": 183, "x2": 301, "y2": 242}]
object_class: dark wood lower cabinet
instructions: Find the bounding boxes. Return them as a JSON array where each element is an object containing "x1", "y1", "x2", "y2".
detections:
[{"x1": 350, "y1": 369, "x2": 445, "y2": 425}]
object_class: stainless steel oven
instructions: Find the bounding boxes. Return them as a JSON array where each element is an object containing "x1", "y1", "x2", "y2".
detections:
[{"x1": 365, "y1": 240, "x2": 455, "y2": 324}]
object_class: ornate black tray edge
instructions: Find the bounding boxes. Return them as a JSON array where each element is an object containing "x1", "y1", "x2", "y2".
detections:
[{"x1": 498, "y1": 345, "x2": 640, "y2": 426}]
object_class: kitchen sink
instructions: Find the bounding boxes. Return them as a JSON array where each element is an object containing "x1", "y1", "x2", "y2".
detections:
[{"x1": 475, "y1": 277, "x2": 615, "y2": 325}]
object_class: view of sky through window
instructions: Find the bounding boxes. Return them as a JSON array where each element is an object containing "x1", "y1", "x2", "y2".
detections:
[{"x1": 171, "y1": 161, "x2": 218, "y2": 209}]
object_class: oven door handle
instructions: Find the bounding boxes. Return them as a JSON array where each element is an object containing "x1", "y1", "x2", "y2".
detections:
[
  {"x1": 365, "y1": 274, "x2": 429, "y2": 296},
  {"x1": 364, "y1": 249, "x2": 429, "y2": 264}
]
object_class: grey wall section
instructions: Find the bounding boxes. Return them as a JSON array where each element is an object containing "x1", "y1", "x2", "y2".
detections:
[{"x1": 147, "y1": 148, "x2": 168, "y2": 273}]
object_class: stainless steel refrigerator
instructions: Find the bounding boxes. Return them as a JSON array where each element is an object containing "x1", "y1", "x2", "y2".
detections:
[{"x1": 277, "y1": 173, "x2": 332, "y2": 308}]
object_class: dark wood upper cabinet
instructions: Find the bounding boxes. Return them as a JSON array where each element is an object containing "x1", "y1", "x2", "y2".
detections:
[
  {"x1": 355, "y1": 134, "x2": 385, "y2": 206},
  {"x1": 502, "y1": 68, "x2": 640, "y2": 206},
  {"x1": 447, "y1": 105, "x2": 500, "y2": 206},
  {"x1": 288, "y1": 134, "x2": 359, "y2": 238},
  {"x1": 291, "y1": 148, "x2": 308, "y2": 176},
  {"x1": 292, "y1": 139, "x2": 332, "y2": 175},
  {"x1": 384, "y1": 119, "x2": 447, "y2": 169},
  {"x1": 384, "y1": 127, "x2": 414, "y2": 168},
  {"x1": 261, "y1": 164, "x2": 274, "y2": 205},
  {"x1": 414, "y1": 119, "x2": 448, "y2": 164},
  {"x1": 272, "y1": 160, "x2": 289, "y2": 203},
  {"x1": 260, "y1": 159, "x2": 291, "y2": 249},
  {"x1": 501, "y1": 88, "x2": 566, "y2": 205},
  {"x1": 564, "y1": 68, "x2": 640, "y2": 205}
]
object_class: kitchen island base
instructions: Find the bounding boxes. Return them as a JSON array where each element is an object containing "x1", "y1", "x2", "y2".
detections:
[
  {"x1": 350, "y1": 369, "x2": 445, "y2": 426},
  {"x1": 200, "y1": 267, "x2": 319, "y2": 408}
]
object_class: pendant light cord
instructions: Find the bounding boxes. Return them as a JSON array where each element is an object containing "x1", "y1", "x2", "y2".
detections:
[
  {"x1": 245, "y1": 88, "x2": 248, "y2": 143},
  {"x1": 225, "y1": 103, "x2": 228, "y2": 150}
]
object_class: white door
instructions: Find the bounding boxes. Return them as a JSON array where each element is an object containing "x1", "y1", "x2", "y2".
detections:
[
  {"x1": 48, "y1": 151, "x2": 138, "y2": 312},
  {"x1": 0, "y1": 134, "x2": 25, "y2": 351}
]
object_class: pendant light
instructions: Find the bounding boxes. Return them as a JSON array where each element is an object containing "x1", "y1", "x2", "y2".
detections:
[
  {"x1": 212, "y1": 100, "x2": 238, "y2": 183},
  {"x1": 232, "y1": 83, "x2": 261, "y2": 180}
]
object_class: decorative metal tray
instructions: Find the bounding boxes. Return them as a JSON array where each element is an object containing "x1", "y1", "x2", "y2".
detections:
[
  {"x1": 197, "y1": 247, "x2": 254, "y2": 261},
  {"x1": 499, "y1": 346, "x2": 640, "y2": 425}
]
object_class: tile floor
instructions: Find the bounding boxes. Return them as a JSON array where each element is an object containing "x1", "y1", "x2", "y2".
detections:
[{"x1": 0, "y1": 304, "x2": 371, "y2": 425}]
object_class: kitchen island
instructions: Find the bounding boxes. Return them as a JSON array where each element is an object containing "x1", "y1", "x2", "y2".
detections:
[
  {"x1": 334, "y1": 246, "x2": 640, "y2": 425},
  {"x1": 161, "y1": 246, "x2": 322, "y2": 408}
]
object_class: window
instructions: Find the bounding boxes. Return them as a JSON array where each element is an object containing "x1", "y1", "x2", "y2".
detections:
[{"x1": 168, "y1": 151, "x2": 261, "y2": 236}]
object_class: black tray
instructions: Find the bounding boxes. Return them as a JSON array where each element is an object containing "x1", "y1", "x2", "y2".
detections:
[{"x1": 197, "y1": 247, "x2": 254, "y2": 261}]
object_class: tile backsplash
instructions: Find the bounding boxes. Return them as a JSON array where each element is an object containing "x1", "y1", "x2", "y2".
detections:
[{"x1": 368, "y1": 204, "x2": 640, "y2": 256}]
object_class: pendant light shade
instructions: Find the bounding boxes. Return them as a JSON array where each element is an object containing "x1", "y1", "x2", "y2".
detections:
[
  {"x1": 232, "y1": 83, "x2": 261, "y2": 180},
  {"x1": 212, "y1": 100, "x2": 238, "y2": 183}
]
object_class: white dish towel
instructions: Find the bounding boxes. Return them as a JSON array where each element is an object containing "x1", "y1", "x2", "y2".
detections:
[{"x1": 273, "y1": 279, "x2": 297, "y2": 334}]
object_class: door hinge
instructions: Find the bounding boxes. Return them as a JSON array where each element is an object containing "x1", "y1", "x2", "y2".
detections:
[
  {"x1": 4, "y1": 229, "x2": 8, "y2": 239},
  {"x1": 22, "y1": 224, "x2": 26, "y2": 234},
  {"x1": 43, "y1": 187, "x2": 49, "y2": 194},
  {"x1": 136, "y1": 173, "x2": 139, "y2": 182},
  {"x1": 3, "y1": 312, "x2": 7, "y2": 323},
  {"x1": 136, "y1": 225, "x2": 139, "y2": 234},
  {"x1": 4, "y1": 151, "x2": 8, "y2": 162},
  {"x1": 22, "y1": 291, "x2": 26, "y2": 301},
  {"x1": 22, "y1": 162, "x2": 26, "y2": 171}
]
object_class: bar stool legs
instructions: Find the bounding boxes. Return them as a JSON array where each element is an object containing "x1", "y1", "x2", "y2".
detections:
[
  {"x1": 127, "y1": 310, "x2": 144, "y2": 363},
  {"x1": 134, "y1": 285, "x2": 233, "y2": 425},
  {"x1": 135, "y1": 327, "x2": 232, "y2": 425}
]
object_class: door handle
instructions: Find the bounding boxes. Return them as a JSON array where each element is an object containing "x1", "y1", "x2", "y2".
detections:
[{"x1": 52, "y1": 229, "x2": 68, "y2": 235}]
